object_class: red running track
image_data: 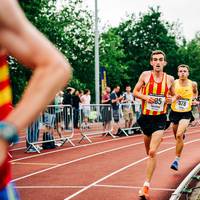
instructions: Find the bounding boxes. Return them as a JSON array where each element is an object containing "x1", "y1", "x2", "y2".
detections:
[{"x1": 10, "y1": 126, "x2": 200, "y2": 200}]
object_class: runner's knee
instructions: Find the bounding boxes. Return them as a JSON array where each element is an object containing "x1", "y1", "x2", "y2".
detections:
[
  {"x1": 176, "y1": 134, "x2": 183, "y2": 141},
  {"x1": 148, "y1": 149, "x2": 156, "y2": 158}
]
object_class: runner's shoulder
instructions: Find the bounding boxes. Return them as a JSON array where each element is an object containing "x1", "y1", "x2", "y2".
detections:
[
  {"x1": 140, "y1": 70, "x2": 151, "y2": 78},
  {"x1": 166, "y1": 74, "x2": 174, "y2": 82},
  {"x1": 192, "y1": 80, "x2": 197, "y2": 87},
  {"x1": 139, "y1": 71, "x2": 152, "y2": 83}
]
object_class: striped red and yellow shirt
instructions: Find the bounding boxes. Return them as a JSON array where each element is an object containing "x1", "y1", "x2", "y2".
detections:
[
  {"x1": 142, "y1": 72, "x2": 168, "y2": 115},
  {"x1": 0, "y1": 55, "x2": 12, "y2": 190},
  {"x1": 0, "y1": 55, "x2": 13, "y2": 120}
]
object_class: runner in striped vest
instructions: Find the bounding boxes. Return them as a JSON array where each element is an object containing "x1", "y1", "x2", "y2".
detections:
[
  {"x1": 142, "y1": 71, "x2": 168, "y2": 116},
  {"x1": 133, "y1": 50, "x2": 174, "y2": 199},
  {"x1": 0, "y1": 51, "x2": 19, "y2": 199},
  {"x1": 0, "y1": 0, "x2": 71, "y2": 199}
]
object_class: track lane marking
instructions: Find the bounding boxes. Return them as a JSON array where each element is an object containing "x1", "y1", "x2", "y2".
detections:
[
  {"x1": 12, "y1": 131, "x2": 200, "y2": 182},
  {"x1": 15, "y1": 184, "x2": 175, "y2": 192},
  {"x1": 95, "y1": 184, "x2": 176, "y2": 191},
  {"x1": 12, "y1": 162, "x2": 57, "y2": 166},
  {"x1": 63, "y1": 138, "x2": 200, "y2": 200},
  {"x1": 12, "y1": 141, "x2": 144, "y2": 182},
  {"x1": 11, "y1": 129, "x2": 199, "y2": 162},
  {"x1": 11, "y1": 135, "x2": 143, "y2": 162}
]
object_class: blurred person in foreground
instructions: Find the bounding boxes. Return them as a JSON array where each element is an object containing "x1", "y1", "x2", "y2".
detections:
[{"x1": 0, "y1": 0, "x2": 72, "y2": 199}]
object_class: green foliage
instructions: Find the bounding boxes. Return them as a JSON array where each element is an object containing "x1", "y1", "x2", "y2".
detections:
[
  {"x1": 100, "y1": 28, "x2": 128, "y2": 88},
  {"x1": 9, "y1": 2, "x2": 200, "y2": 103},
  {"x1": 117, "y1": 7, "x2": 181, "y2": 85},
  {"x1": 177, "y1": 34, "x2": 200, "y2": 86},
  {"x1": 10, "y1": 0, "x2": 95, "y2": 104}
]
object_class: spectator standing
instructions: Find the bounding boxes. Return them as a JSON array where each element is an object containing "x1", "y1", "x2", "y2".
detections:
[
  {"x1": 122, "y1": 85, "x2": 134, "y2": 128},
  {"x1": 80, "y1": 89, "x2": 91, "y2": 128},
  {"x1": 72, "y1": 90, "x2": 81, "y2": 128},
  {"x1": 134, "y1": 97, "x2": 142, "y2": 121},
  {"x1": 54, "y1": 91, "x2": 64, "y2": 137},
  {"x1": 62, "y1": 87, "x2": 75, "y2": 129},
  {"x1": 110, "y1": 86, "x2": 123, "y2": 134},
  {"x1": 101, "y1": 86, "x2": 112, "y2": 131}
]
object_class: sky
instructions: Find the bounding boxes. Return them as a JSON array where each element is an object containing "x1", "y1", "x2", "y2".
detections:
[{"x1": 82, "y1": 0, "x2": 200, "y2": 41}]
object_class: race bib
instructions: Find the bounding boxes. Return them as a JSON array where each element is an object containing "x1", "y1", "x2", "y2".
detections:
[
  {"x1": 146, "y1": 95, "x2": 165, "y2": 112},
  {"x1": 175, "y1": 99, "x2": 189, "y2": 111}
]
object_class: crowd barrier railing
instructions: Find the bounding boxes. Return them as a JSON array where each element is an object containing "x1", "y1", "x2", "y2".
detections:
[
  {"x1": 116, "y1": 103, "x2": 141, "y2": 136},
  {"x1": 169, "y1": 163, "x2": 200, "y2": 200},
  {"x1": 79, "y1": 104, "x2": 115, "y2": 143},
  {"x1": 26, "y1": 105, "x2": 75, "y2": 153}
]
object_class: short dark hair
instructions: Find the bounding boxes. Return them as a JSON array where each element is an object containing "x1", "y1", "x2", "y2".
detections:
[
  {"x1": 66, "y1": 88, "x2": 72, "y2": 93},
  {"x1": 150, "y1": 50, "x2": 166, "y2": 61},
  {"x1": 177, "y1": 64, "x2": 190, "y2": 72},
  {"x1": 84, "y1": 89, "x2": 90, "y2": 94}
]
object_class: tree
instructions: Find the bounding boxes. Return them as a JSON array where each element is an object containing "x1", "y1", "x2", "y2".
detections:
[
  {"x1": 115, "y1": 7, "x2": 181, "y2": 86},
  {"x1": 100, "y1": 28, "x2": 128, "y2": 88},
  {"x1": 178, "y1": 33, "x2": 200, "y2": 86},
  {"x1": 10, "y1": 0, "x2": 95, "y2": 103}
]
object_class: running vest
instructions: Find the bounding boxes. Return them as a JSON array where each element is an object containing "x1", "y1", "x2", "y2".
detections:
[
  {"x1": 142, "y1": 72, "x2": 168, "y2": 115},
  {"x1": 171, "y1": 79, "x2": 193, "y2": 112},
  {"x1": 0, "y1": 55, "x2": 12, "y2": 190}
]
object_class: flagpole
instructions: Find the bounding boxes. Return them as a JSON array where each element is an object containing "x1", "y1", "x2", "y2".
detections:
[{"x1": 95, "y1": 0, "x2": 100, "y2": 104}]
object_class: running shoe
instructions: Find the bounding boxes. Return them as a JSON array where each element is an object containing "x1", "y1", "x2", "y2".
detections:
[
  {"x1": 26, "y1": 148, "x2": 37, "y2": 153},
  {"x1": 138, "y1": 186, "x2": 150, "y2": 200},
  {"x1": 170, "y1": 160, "x2": 179, "y2": 171}
]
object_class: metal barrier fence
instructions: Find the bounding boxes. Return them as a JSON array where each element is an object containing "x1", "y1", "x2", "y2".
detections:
[
  {"x1": 169, "y1": 163, "x2": 200, "y2": 200},
  {"x1": 116, "y1": 103, "x2": 141, "y2": 136},
  {"x1": 190, "y1": 104, "x2": 200, "y2": 127},
  {"x1": 26, "y1": 105, "x2": 75, "y2": 153},
  {"x1": 79, "y1": 104, "x2": 115, "y2": 143}
]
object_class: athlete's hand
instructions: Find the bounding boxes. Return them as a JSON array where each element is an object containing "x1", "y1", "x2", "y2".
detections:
[
  {"x1": 165, "y1": 96, "x2": 172, "y2": 104},
  {"x1": 192, "y1": 100, "x2": 199, "y2": 106},
  {"x1": 0, "y1": 139, "x2": 8, "y2": 166},
  {"x1": 175, "y1": 95, "x2": 182, "y2": 100},
  {"x1": 145, "y1": 96, "x2": 155, "y2": 104}
]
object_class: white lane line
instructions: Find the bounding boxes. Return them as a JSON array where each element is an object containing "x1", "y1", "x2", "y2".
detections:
[
  {"x1": 16, "y1": 186, "x2": 85, "y2": 189},
  {"x1": 63, "y1": 138, "x2": 200, "y2": 200},
  {"x1": 10, "y1": 134, "x2": 120, "y2": 152},
  {"x1": 11, "y1": 135, "x2": 142, "y2": 162},
  {"x1": 12, "y1": 162, "x2": 57, "y2": 166},
  {"x1": 95, "y1": 184, "x2": 176, "y2": 191},
  {"x1": 11, "y1": 127, "x2": 199, "y2": 152},
  {"x1": 12, "y1": 141, "x2": 144, "y2": 182},
  {"x1": 11, "y1": 130, "x2": 200, "y2": 181},
  {"x1": 15, "y1": 184, "x2": 175, "y2": 192},
  {"x1": 10, "y1": 147, "x2": 26, "y2": 151},
  {"x1": 11, "y1": 129, "x2": 200, "y2": 163}
]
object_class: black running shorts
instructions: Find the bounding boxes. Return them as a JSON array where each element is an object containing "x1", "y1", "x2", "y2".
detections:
[
  {"x1": 169, "y1": 110, "x2": 193, "y2": 125},
  {"x1": 137, "y1": 114, "x2": 167, "y2": 136}
]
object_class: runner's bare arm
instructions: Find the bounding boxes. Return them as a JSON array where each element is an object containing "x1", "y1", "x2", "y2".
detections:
[
  {"x1": 0, "y1": 0, "x2": 72, "y2": 130},
  {"x1": 166, "y1": 75, "x2": 175, "y2": 104},
  {"x1": 133, "y1": 71, "x2": 154, "y2": 103},
  {"x1": 192, "y1": 81, "x2": 198, "y2": 98}
]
